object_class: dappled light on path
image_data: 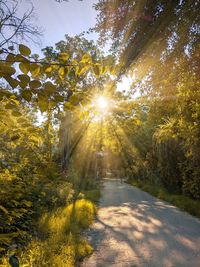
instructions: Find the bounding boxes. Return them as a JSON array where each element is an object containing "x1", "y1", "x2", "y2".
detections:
[{"x1": 81, "y1": 179, "x2": 200, "y2": 267}]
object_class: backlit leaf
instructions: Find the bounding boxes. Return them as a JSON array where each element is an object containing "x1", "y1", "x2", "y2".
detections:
[
  {"x1": 0, "y1": 64, "x2": 16, "y2": 76},
  {"x1": 30, "y1": 64, "x2": 40, "y2": 77},
  {"x1": 58, "y1": 67, "x2": 65, "y2": 78},
  {"x1": 18, "y1": 74, "x2": 30, "y2": 88},
  {"x1": 29, "y1": 80, "x2": 41, "y2": 89},
  {"x1": 37, "y1": 92, "x2": 49, "y2": 112},
  {"x1": 45, "y1": 66, "x2": 52, "y2": 73},
  {"x1": 5, "y1": 77, "x2": 18, "y2": 88},
  {"x1": 44, "y1": 81, "x2": 56, "y2": 93},
  {"x1": 19, "y1": 44, "x2": 31, "y2": 56},
  {"x1": 19, "y1": 62, "x2": 29, "y2": 74},
  {"x1": 58, "y1": 52, "x2": 69, "y2": 62},
  {"x1": 81, "y1": 53, "x2": 92, "y2": 63},
  {"x1": 93, "y1": 64, "x2": 101, "y2": 77},
  {"x1": 12, "y1": 111, "x2": 22, "y2": 117},
  {"x1": 21, "y1": 90, "x2": 32, "y2": 102}
]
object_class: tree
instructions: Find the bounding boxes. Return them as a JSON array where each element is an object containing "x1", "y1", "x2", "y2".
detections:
[
  {"x1": 0, "y1": 0, "x2": 42, "y2": 48},
  {"x1": 95, "y1": 0, "x2": 200, "y2": 73}
]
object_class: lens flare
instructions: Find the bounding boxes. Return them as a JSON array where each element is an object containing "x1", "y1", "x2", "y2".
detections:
[{"x1": 97, "y1": 96, "x2": 108, "y2": 110}]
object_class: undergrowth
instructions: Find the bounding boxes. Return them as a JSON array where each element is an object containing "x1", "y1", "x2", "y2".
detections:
[
  {"x1": 1, "y1": 199, "x2": 96, "y2": 267},
  {"x1": 129, "y1": 179, "x2": 200, "y2": 219},
  {"x1": 0, "y1": 161, "x2": 100, "y2": 267}
]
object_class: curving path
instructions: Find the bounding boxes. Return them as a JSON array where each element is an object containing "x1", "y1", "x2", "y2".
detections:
[{"x1": 81, "y1": 179, "x2": 200, "y2": 267}]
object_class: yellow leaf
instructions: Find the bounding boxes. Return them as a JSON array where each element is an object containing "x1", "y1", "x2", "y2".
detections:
[
  {"x1": 58, "y1": 67, "x2": 65, "y2": 78},
  {"x1": 65, "y1": 66, "x2": 72, "y2": 76},
  {"x1": 0, "y1": 205, "x2": 8, "y2": 214},
  {"x1": 58, "y1": 52, "x2": 69, "y2": 62},
  {"x1": 81, "y1": 53, "x2": 92, "y2": 63},
  {"x1": 45, "y1": 66, "x2": 52, "y2": 73},
  {"x1": 30, "y1": 63, "x2": 40, "y2": 77}
]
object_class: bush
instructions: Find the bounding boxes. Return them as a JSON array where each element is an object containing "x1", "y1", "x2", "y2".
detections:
[{"x1": 1, "y1": 199, "x2": 96, "y2": 267}]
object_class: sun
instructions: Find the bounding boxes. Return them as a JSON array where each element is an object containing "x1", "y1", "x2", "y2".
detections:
[{"x1": 97, "y1": 96, "x2": 108, "y2": 110}]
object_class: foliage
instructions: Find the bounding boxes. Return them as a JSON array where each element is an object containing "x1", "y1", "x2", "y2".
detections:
[
  {"x1": 94, "y1": 0, "x2": 200, "y2": 201},
  {"x1": 94, "y1": 0, "x2": 200, "y2": 71},
  {"x1": 0, "y1": 32, "x2": 105, "y2": 265},
  {"x1": 1, "y1": 0, "x2": 200, "y2": 264}
]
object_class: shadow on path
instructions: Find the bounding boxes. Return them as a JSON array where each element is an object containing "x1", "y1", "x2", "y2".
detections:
[{"x1": 81, "y1": 179, "x2": 200, "y2": 267}]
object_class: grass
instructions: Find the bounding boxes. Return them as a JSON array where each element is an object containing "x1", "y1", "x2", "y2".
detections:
[
  {"x1": 83, "y1": 189, "x2": 101, "y2": 203},
  {"x1": 128, "y1": 179, "x2": 200, "y2": 219},
  {"x1": 1, "y1": 199, "x2": 96, "y2": 267}
]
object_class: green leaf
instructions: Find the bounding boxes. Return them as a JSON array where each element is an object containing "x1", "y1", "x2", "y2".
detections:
[
  {"x1": 44, "y1": 81, "x2": 56, "y2": 93},
  {"x1": 5, "y1": 103, "x2": 17, "y2": 109},
  {"x1": 75, "y1": 64, "x2": 89, "y2": 76},
  {"x1": 93, "y1": 64, "x2": 101, "y2": 77},
  {"x1": 29, "y1": 80, "x2": 41, "y2": 89},
  {"x1": 64, "y1": 101, "x2": 73, "y2": 111},
  {"x1": 5, "y1": 77, "x2": 18, "y2": 88},
  {"x1": 22, "y1": 200, "x2": 32, "y2": 207},
  {"x1": 19, "y1": 62, "x2": 29, "y2": 74},
  {"x1": 21, "y1": 90, "x2": 32, "y2": 102},
  {"x1": 12, "y1": 111, "x2": 22, "y2": 117},
  {"x1": 54, "y1": 94, "x2": 64, "y2": 103},
  {"x1": 49, "y1": 100, "x2": 57, "y2": 108},
  {"x1": 0, "y1": 89, "x2": 12, "y2": 100},
  {"x1": 0, "y1": 205, "x2": 9, "y2": 214},
  {"x1": 0, "y1": 64, "x2": 16, "y2": 76},
  {"x1": 18, "y1": 74, "x2": 30, "y2": 88},
  {"x1": 6, "y1": 53, "x2": 15, "y2": 65},
  {"x1": 37, "y1": 92, "x2": 49, "y2": 112},
  {"x1": 15, "y1": 54, "x2": 28, "y2": 63},
  {"x1": 10, "y1": 98, "x2": 20, "y2": 105},
  {"x1": 17, "y1": 118, "x2": 27, "y2": 123},
  {"x1": 19, "y1": 44, "x2": 31, "y2": 56}
]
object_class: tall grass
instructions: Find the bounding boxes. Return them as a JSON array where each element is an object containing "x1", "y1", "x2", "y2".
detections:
[{"x1": 1, "y1": 199, "x2": 96, "y2": 267}]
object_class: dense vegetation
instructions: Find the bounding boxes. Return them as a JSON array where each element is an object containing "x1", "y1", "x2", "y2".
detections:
[
  {"x1": 94, "y1": 0, "x2": 200, "y2": 200},
  {"x1": 0, "y1": 4, "x2": 111, "y2": 263},
  {"x1": 0, "y1": 0, "x2": 200, "y2": 266},
  {"x1": 0, "y1": 36, "x2": 105, "y2": 265}
]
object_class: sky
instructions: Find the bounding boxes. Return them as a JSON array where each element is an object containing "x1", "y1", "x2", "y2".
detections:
[
  {"x1": 21, "y1": 0, "x2": 99, "y2": 54},
  {"x1": 19, "y1": 0, "x2": 131, "y2": 124}
]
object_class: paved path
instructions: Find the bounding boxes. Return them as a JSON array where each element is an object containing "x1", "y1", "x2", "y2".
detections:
[{"x1": 81, "y1": 179, "x2": 200, "y2": 267}]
